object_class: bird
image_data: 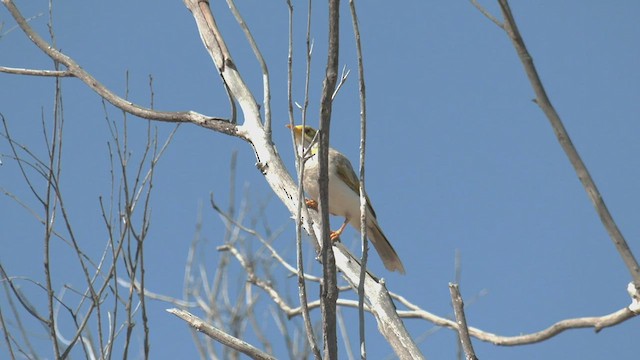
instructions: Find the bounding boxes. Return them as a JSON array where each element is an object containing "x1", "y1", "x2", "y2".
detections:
[{"x1": 287, "y1": 124, "x2": 405, "y2": 274}]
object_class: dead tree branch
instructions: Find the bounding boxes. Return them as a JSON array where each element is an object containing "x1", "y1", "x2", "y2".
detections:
[
  {"x1": 449, "y1": 284, "x2": 478, "y2": 360},
  {"x1": 167, "y1": 308, "x2": 277, "y2": 360},
  {"x1": 394, "y1": 292, "x2": 636, "y2": 346},
  {"x1": 4, "y1": 0, "x2": 422, "y2": 357},
  {"x1": 181, "y1": 1, "x2": 422, "y2": 357},
  {"x1": 317, "y1": 0, "x2": 341, "y2": 358},
  {"x1": 494, "y1": 0, "x2": 640, "y2": 289},
  {"x1": 1, "y1": 0, "x2": 234, "y2": 135},
  {"x1": 0, "y1": 66, "x2": 73, "y2": 77}
]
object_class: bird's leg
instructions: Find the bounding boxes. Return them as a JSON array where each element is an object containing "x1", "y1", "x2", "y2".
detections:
[
  {"x1": 305, "y1": 198, "x2": 318, "y2": 209},
  {"x1": 330, "y1": 218, "x2": 350, "y2": 241}
]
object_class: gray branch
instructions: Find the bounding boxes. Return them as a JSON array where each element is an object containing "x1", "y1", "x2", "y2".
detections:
[
  {"x1": 495, "y1": 0, "x2": 640, "y2": 288},
  {"x1": 2, "y1": 0, "x2": 234, "y2": 136},
  {"x1": 449, "y1": 284, "x2": 478, "y2": 360},
  {"x1": 167, "y1": 308, "x2": 276, "y2": 360}
]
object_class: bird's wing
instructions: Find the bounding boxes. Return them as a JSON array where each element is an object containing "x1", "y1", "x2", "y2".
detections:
[{"x1": 332, "y1": 149, "x2": 378, "y2": 219}]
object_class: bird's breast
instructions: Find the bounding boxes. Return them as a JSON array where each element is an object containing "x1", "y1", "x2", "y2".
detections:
[{"x1": 302, "y1": 157, "x2": 361, "y2": 220}]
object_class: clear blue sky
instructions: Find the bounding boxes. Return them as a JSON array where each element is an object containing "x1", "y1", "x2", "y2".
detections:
[{"x1": 1, "y1": 1, "x2": 638, "y2": 359}]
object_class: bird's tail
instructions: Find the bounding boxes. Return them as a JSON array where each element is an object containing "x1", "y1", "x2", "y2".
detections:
[{"x1": 367, "y1": 221, "x2": 406, "y2": 274}]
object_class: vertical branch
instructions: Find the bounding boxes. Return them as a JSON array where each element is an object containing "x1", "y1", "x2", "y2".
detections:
[
  {"x1": 336, "y1": 308, "x2": 355, "y2": 360},
  {"x1": 348, "y1": 0, "x2": 369, "y2": 358},
  {"x1": 42, "y1": 111, "x2": 61, "y2": 359},
  {"x1": 287, "y1": 1, "x2": 322, "y2": 358},
  {"x1": 302, "y1": 0, "x2": 314, "y2": 126},
  {"x1": 44, "y1": 20, "x2": 64, "y2": 353},
  {"x1": 286, "y1": 0, "x2": 296, "y2": 129},
  {"x1": 453, "y1": 249, "x2": 463, "y2": 360},
  {"x1": 449, "y1": 284, "x2": 478, "y2": 360},
  {"x1": 318, "y1": 0, "x2": 340, "y2": 359},
  {"x1": 136, "y1": 124, "x2": 157, "y2": 359},
  {"x1": 496, "y1": 0, "x2": 640, "y2": 288}
]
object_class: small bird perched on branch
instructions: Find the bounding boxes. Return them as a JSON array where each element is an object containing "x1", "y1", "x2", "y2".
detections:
[{"x1": 288, "y1": 124, "x2": 405, "y2": 274}]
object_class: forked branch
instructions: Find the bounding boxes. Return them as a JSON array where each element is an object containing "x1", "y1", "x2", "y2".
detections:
[
  {"x1": 1, "y1": 0, "x2": 235, "y2": 136},
  {"x1": 182, "y1": 1, "x2": 423, "y2": 358}
]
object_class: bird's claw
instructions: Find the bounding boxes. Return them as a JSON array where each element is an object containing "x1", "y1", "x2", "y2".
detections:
[{"x1": 305, "y1": 199, "x2": 318, "y2": 209}]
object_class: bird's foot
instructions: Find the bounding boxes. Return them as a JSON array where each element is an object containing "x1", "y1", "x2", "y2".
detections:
[
  {"x1": 329, "y1": 219, "x2": 349, "y2": 242},
  {"x1": 305, "y1": 199, "x2": 318, "y2": 209}
]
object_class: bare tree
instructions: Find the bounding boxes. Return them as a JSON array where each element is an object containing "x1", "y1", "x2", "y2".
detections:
[{"x1": 1, "y1": 0, "x2": 638, "y2": 359}]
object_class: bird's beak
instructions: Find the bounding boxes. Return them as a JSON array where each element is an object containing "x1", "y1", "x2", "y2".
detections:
[{"x1": 286, "y1": 124, "x2": 302, "y2": 137}]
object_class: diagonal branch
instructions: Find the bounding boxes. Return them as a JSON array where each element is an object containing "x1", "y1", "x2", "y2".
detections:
[
  {"x1": 495, "y1": 0, "x2": 640, "y2": 289},
  {"x1": 167, "y1": 308, "x2": 277, "y2": 360},
  {"x1": 1, "y1": 0, "x2": 235, "y2": 136}
]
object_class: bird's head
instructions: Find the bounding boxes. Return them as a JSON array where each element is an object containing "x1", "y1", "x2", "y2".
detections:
[{"x1": 287, "y1": 124, "x2": 318, "y2": 150}]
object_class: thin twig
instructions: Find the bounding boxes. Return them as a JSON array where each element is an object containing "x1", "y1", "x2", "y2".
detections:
[
  {"x1": 210, "y1": 195, "x2": 321, "y2": 282},
  {"x1": 0, "y1": 301, "x2": 16, "y2": 359},
  {"x1": 219, "y1": 243, "x2": 353, "y2": 317},
  {"x1": 336, "y1": 307, "x2": 355, "y2": 360},
  {"x1": 330, "y1": 65, "x2": 350, "y2": 100},
  {"x1": 0, "y1": 66, "x2": 73, "y2": 77},
  {"x1": 348, "y1": 1, "x2": 369, "y2": 358},
  {"x1": 286, "y1": 0, "x2": 322, "y2": 357},
  {"x1": 117, "y1": 279, "x2": 197, "y2": 308}
]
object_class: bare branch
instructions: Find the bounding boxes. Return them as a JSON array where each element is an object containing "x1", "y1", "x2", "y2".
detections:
[
  {"x1": 287, "y1": 1, "x2": 322, "y2": 357},
  {"x1": 393, "y1": 292, "x2": 637, "y2": 346},
  {"x1": 348, "y1": 1, "x2": 369, "y2": 358},
  {"x1": 0, "y1": 66, "x2": 73, "y2": 77},
  {"x1": 218, "y1": 244, "x2": 299, "y2": 315},
  {"x1": 468, "y1": 0, "x2": 503, "y2": 28},
  {"x1": 226, "y1": 0, "x2": 272, "y2": 136},
  {"x1": 330, "y1": 65, "x2": 350, "y2": 100},
  {"x1": 336, "y1": 308, "x2": 355, "y2": 360},
  {"x1": 318, "y1": 0, "x2": 341, "y2": 357},
  {"x1": 183, "y1": 0, "x2": 260, "y2": 125},
  {"x1": 449, "y1": 284, "x2": 478, "y2": 360},
  {"x1": 492, "y1": 0, "x2": 640, "y2": 288},
  {"x1": 210, "y1": 195, "x2": 322, "y2": 283},
  {"x1": 167, "y1": 308, "x2": 276, "y2": 360},
  {"x1": 628, "y1": 282, "x2": 640, "y2": 314},
  {"x1": 2, "y1": 0, "x2": 235, "y2": 135},
  {"x1": 0, "y1": 302, "x2": 17, "y2": 359},
  {"x1": 117, "y1": 278, "x2": 198, "y2": 308}
]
